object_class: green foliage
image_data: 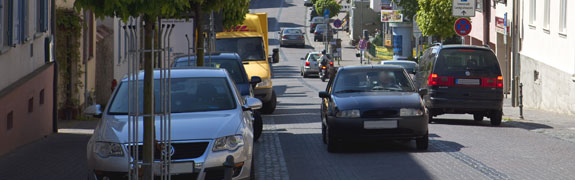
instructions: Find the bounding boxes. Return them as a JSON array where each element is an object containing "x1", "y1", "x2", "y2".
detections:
[
  {"x1": 315, "y1": 0, "x2": 341, "y2": 18},
  {"x1": 416, "y1": 0, "x2": 458, "y2": 40},
  {"x1": 218, "y1": 0, "x2": 250, "y2": 29},
  {"x1": 393, "y1": 0, "x2": 419, "y2": 22},
  {"x1": 55, "y1": 8, "x2": 83, "y2": 107},
  {"x1": 75, "y1": 0, "x2": 189, "y2": 22}
]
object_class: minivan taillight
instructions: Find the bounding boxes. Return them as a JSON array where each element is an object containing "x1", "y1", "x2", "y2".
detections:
[
  {"x1": 282, "y1": 35, "x2": 288, "y2": 39},
  {"x1": 428, "y1": 74, "x2": 454, "y2": 86},
  {"x1": 482, "y1": 76, "x2": 503, "y2": 88},
  {"x1": 305, "y1": 61, "x2": 310, "y2": 66}
]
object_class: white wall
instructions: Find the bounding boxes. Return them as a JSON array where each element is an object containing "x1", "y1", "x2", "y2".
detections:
[
  {"x1": 519, "y1": 0, "x2": 575, "y2": 115},
  {"x1": 521, "y1": 0, "x2": 575, "y2": 75}
]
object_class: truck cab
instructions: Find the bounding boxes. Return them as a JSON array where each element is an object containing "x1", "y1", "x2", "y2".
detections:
[{"x1": 216, "y1": 13, "x2": 278, "y2": 114}]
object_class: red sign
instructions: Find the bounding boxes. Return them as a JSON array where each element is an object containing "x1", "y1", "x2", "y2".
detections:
[
  {"x1": 495, "y1": 17, "x2": 508, "y2": 34},
  {"x1": 454, "y1": 18, "x2": 472, "y2": 36}
]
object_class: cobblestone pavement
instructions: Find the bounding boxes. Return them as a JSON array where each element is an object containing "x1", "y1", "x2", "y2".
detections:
[{"x1": 252, "y1": 0, "x2": 575, "y2": 179}]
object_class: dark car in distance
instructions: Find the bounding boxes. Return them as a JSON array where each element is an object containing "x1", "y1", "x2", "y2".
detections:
[
  {"x1": 173, "y1": 52, "x2": 265, "y2": 141},
  {"x1": 319, "y1": 66, "x2": 429, "y2": 152},
  {"x1": 415, "y1": 44, "x2": 504, "y2": 125}
]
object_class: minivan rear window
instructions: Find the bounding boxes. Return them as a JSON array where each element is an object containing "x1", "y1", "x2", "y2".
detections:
[{"x1": 435, "y1": 49, "x2": 501, "y2": 76}]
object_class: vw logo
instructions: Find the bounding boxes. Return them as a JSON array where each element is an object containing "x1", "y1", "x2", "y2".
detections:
[
  {"x1": 161, "y1": 144, "x2": 175, "y2": 157},
  {"x1": 465, "y1": 71, "x2": 471, "y2": 76}
]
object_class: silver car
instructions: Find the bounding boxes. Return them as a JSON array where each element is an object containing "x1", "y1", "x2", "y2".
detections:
[
  {"x1": 85, "y1": 68, "x2": 261, "y2": 179},
  {"x1": 300, "y1": 52, "x2": 322, "y2": 77},
  {"x1": 380, "y1": 60, "x2": 418, "y2": 80},
  {"x1": 279, "y1": 28, "x2": 305, "y2": 48}
]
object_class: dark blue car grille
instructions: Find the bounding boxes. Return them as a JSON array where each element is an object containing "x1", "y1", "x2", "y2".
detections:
[{"x1": 362, "y1": 110, "x2": 399, "y2": 118}]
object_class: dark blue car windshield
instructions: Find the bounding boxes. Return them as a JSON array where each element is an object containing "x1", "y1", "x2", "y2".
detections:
[{"x1": 334, "y1": 69, "x2": 414, "y2": 93}]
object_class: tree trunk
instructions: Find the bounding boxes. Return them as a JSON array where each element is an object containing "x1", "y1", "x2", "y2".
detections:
[
  {"x1": 142, "y1": 15, "x2": 155, "y2": 180},
  {"x1": 195, "y1": 3, "x2": 204, "y2": 66}
]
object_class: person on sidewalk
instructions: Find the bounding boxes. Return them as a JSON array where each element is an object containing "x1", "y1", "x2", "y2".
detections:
[{"x1": 357, "y1": 37, "x2": 368, "y2": 64}]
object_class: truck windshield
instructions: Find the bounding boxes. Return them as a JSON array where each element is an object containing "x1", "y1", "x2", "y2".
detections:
[{"x1": 216, "y1": 37, "x2": 266, "y2": 61}]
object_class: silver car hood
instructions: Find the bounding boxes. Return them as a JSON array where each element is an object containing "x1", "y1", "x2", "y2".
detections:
[{"x1": 92, "y1": 109, "x2": 242, "y2": 143}]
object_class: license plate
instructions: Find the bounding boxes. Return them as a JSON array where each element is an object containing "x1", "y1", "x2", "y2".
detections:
[
  {"x1": 364, "y1": 120, "x2": 397, "y2": 129},
  {"x1": 153, "y1": 162, "x2": 194, "y2": 174},
  {"x1": 456, "y1": 78, "x2": 480, "y2": 85}
]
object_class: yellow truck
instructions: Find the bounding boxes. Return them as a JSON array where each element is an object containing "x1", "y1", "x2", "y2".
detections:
[{"x1": 216, "y1": 13, "x2": 279, "y2": 114}]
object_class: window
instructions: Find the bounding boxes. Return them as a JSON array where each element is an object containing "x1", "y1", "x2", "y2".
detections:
[
  {"x1": 2, "y1": 0, "x2": 13, "y2": 47},
  {"x1": 530, "y1": 0, "x2": 536, "y2": 25},
  {"x1": 6, "y1": 111, "x2": 13, "y2": 130},
  {"x1": 559, "y1": 0, "x2": 567, "y2": 33},
  {"x1": 35, "y1": 0, "x2": 46, "y2": 33},
  {"x1": 39, "y1": 89, "x2": 44, "y2": 105},
  {"x1": 18, "y1": 0, "x2": 27, "y2": 42},
  {"x1": 543, "y1": 0, "x2": 550, "y2": 29},
  {"x1": 28, "y1": 97, "x2": 34, "y2": 112}
]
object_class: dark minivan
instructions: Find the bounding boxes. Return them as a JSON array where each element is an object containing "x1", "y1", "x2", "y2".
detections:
[{"x1": 415, "y1": 44, "x2": 504, "y2": 126}]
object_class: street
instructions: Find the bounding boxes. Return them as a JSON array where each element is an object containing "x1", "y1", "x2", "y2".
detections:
[
  {"x1": 252, "y1": 0, "x2": 575, "y2": 179},
  {"x1": 1, "y1": 0, "x2": 575, "y2": 180}
]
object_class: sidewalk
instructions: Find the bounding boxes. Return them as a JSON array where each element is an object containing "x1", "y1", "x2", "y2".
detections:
[
  {"x1": 502, "y1": 98, "x2": 575, "y2": 143},
  {"x1": 0, "y1": 120, "x2": 97, "y2": 180}
]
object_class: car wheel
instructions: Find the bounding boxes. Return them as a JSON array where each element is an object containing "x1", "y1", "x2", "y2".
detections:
[
  {"x1": 416, "y1": 132, "x2": 429, "y2": 150},
  {"x1": 321, "y1": 118, "x2": 327, "y2": 144},
  {"x1": 253, "y1": 110, "x2": 263, "y2": 142},
  {"x1": 490, "y1": 111, "x2": 503, "y2": 126},
  {"x1": 261, "y1": 91, "x2": 277, "y2": 114},
  {"x1": 473, "y1": 114, "x2": 484, "y2": 121},
  {"x1": 300, "y1": 70, "x2": 304, "y2": 76},
  {"x1": 326, "y1": 126, "x2": 339, "y2": 153}
]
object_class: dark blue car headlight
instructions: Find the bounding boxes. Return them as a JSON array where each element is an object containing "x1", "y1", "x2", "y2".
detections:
[
  {"x1": 400, "y1": 108, "x2": 424, "y2": 116},
  {"x1": 336, "y1": 109, "x2": 361, "y2": 118}
]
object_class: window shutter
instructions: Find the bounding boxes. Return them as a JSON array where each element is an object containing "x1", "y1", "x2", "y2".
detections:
[
  {"x1": 12, "y1": 0, "x2": 19, "y2": 45},
  {"x1": 20, "y1": 0, "x2": 26, "y2": 42},
  {"x1": 0, "y1": 0, "x2": 3, "y2": 47},
  {"x1": 42, "y1": 0, "x2": 46, "y2": 32}
]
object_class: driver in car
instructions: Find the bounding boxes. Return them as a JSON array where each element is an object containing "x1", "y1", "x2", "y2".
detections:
[{"x1": 377, "y1": 71, "x2": 401, "y2": 89}]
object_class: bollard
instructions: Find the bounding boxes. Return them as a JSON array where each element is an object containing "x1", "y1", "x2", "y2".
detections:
[
  {"x1": 519, "y1": 83, "x2": 524, "y2": 119},
  {"x1": 223, "y1": 155, "x2": 235, "y2": 180}
]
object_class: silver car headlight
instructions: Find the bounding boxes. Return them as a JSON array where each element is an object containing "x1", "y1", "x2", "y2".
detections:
[
  {"x1": 94, "y1": 142, "x2": 124, "y2": 158},
  {"x1": 256, "y1": 79, "x2": 272, "y2": 87},
  {"x1": 336, "y1": 109, "x2": 361, "y2": 118},
  {"x1": 400, "y1": 108, "x2": 424, "y2": 116},
  {"x1": 213, "y1": 135, "x2": 245, "y2": 152}
]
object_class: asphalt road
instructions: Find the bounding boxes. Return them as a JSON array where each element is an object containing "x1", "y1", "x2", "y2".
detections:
[{"x1": 251, "y1": 0, "x2": 575, "y2": 179}]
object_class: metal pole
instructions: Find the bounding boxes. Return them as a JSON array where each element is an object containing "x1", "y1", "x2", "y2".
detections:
[
  {"x1": 186, "y1": 34, "x2": 191, "y2": 66},
  {"x1": 511, "y1": 0, "x2": 520, "y2": 106},
  {"x1": 483, "y1": 0, "x2": 491, "y2": 46}
]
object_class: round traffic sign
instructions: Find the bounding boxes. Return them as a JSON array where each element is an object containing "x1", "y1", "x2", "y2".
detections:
[
  {"x1": 333, "y1": 19, "x2": 342, "y2": 28},
  {"x1": 454, "y1": 18, "x2": 472, "y2": 36}
]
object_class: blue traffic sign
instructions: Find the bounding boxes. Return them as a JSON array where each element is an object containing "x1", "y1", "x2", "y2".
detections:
[
  {"x1": 454, "y1": 18, "x2": 472, "y2": 36},
  {"x1": 333, "y1": 19, "x2": 342, "y2": 28},
  {"x1": 324, "y1": 9, "x2": 330, "y2": 17}
]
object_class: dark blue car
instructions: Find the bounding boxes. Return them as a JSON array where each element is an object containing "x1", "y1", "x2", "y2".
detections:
[
  {"x1": 319, "y1": 65, "x2": 429, "y2": 152},
  {"x1": 173, "y1": 53, "x2": 264, "y2": 141}
]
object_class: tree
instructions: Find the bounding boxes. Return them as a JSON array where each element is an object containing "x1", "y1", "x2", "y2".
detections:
[
  {"x1": 315, "y1": 0, "x2": 341, "y2": 18},
  {"x1": 393, "y1": 0, "x2": 419, "y2": 22},
  {"x1": 416, "y1": 0, "x2": 458, "y2": 40},
  {"x1": 189, "y1": 0, "x2": 250, "y2": 66}
]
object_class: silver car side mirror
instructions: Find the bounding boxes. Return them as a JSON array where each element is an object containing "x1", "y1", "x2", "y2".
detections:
[
  {"x1": 84, "y1": 104, "x2": 102, "y2": 118},
  {"x1": 243, "y1": 98, "x2": 263, "y2": 111}
]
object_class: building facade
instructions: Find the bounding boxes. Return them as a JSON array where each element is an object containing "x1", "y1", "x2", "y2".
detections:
[
  {"x1": 519, "y1": 0, "x2": 575, "y2": 115},
  {"x1": 0, "y1": 0, "x2": 54, "y2": 156}
]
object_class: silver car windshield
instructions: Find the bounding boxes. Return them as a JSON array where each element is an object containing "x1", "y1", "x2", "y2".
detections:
[
  {"x1": 333, "y1": 70, "x2": 415, "y2": 93},
  {"x1": 108, "y1": 77, "x2": 237, "y2": 115}
]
